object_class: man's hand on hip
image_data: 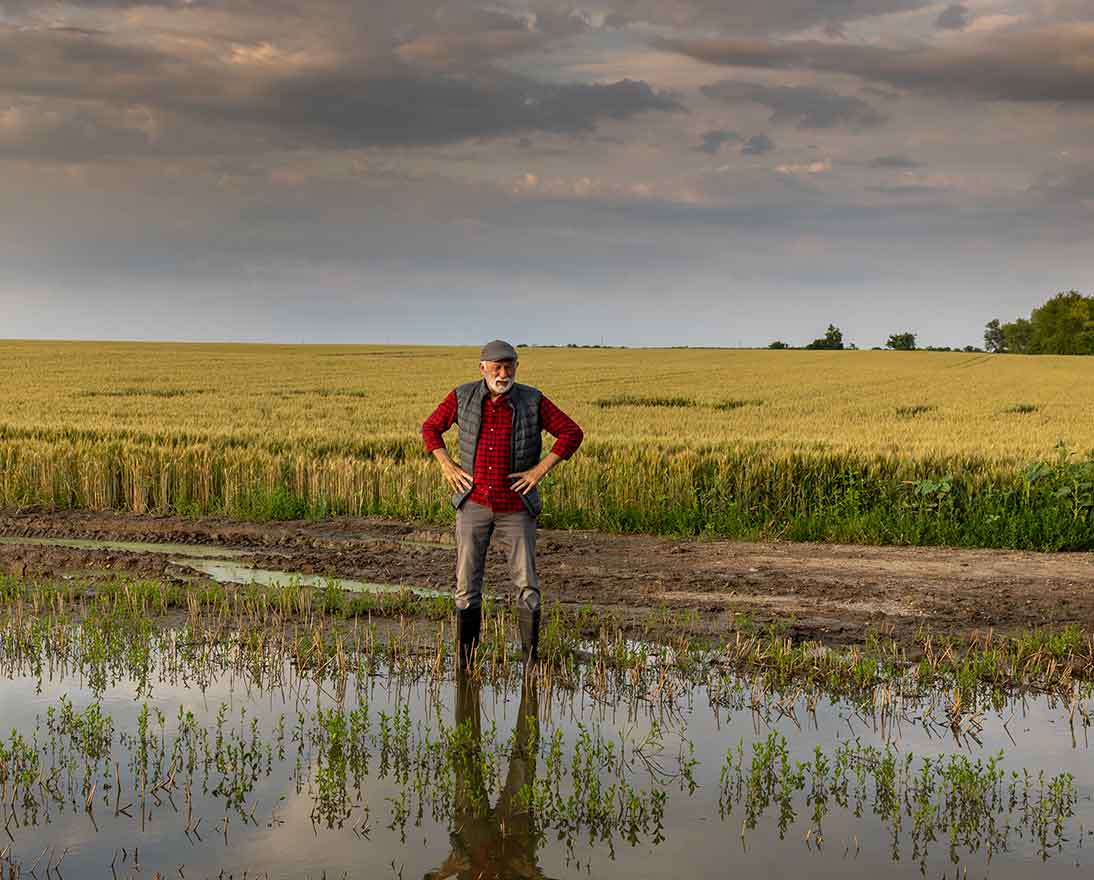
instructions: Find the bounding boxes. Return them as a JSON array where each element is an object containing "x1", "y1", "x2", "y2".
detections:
[
  {"x1": 509, "y1": 452, "x2": 563, "y2": 495},
  {"x1": 432, "y1": 448, "x2": 473, "y2": 493}
]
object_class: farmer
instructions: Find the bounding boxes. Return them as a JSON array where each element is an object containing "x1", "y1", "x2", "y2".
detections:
[{"x1": 421, "y1": 340, "x2": 583, "y2": 671}]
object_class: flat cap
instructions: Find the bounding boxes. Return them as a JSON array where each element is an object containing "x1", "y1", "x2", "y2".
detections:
[{"x1": 480, "y1": 339, "x2": 518, "y2": 362}]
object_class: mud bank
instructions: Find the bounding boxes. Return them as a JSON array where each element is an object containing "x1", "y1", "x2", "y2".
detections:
[{"x1": 1, "y1": 508, "x2": 1092, "y2": 646}]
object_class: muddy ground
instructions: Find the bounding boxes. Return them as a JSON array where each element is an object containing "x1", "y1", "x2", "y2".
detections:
[{"x1": 1, "y1": 508, "x2": 1092, "y2": 647}]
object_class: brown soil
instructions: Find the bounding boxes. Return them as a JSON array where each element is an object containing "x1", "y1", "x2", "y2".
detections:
[{"x1": 1, "y1": 508, "x2": 1092, "y2": 647}]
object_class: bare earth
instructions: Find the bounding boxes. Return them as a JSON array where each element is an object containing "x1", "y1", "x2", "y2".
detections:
[{"x1": 1, "y1": 509, "x2": 1092, "y2": 646}]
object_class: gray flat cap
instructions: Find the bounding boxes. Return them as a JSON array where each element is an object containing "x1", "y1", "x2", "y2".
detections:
[{"x1": 480, "y1": 339, "x2": 518, "y2": 362}]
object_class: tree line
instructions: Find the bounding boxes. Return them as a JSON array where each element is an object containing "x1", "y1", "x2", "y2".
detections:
[
  {"x1": 769, "y1": 326, "x2": 975, "y2": 353},
  {"x1": 984, "y1": 290, "x2": 1094, "y2": 355},
  {"x1": 767, "y1": 290, "x2": 1091, "y2": 355}
]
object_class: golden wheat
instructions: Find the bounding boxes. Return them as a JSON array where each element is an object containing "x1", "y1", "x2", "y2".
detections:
[{"x1": 1, "y1": 340, "x2": 1092, "y2": 530}]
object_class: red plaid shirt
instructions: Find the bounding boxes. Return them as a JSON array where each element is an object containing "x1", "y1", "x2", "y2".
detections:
[{"x1": 422, "y1": 387, "x2": 583, "y2": 512}]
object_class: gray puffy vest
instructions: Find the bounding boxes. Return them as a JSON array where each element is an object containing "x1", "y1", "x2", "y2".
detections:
[{"x1": 453, "y1": 379, "x2": 543, "y2": 517}]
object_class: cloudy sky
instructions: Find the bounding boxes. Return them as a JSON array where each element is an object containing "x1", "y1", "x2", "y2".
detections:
[{"x1": 1, "y1": 1, "x2": 1091, "y2": 347}]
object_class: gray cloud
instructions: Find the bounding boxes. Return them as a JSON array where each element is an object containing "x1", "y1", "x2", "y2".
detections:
[
  {"x1": 701, "y1": 80, "x2": 885, "y2": 128},
  {"x1": 1031, "y1": 165, "x2": 1094, "y2": 201},
  {"x1": 696, "y1": 130, "x2": 773, "y2": 156},
  {"x1": 1, "y1": 0, "x2": 1092, "y2": 351},
  {"x1": 602, "y1": 1, "x2": 935, "y2": 36},
  {"x1": 658, "y1": 27, "x2": 1094, "y2": 102},
  {"x1": 866, "y1": 183, "x2": 936, "y2": 194},
  {"x1": 935, "y1": 4, "x2": 969, "y2": 30},
  {"x1": 0, "y1": 100, "x2": 161, "y2": 162},
  {"x1": 531, "y1": 6, "x2": 592, "y2": 37},
  {"x1": 697, "y1": 129, "x2": 740, "y2": 154},
  {"x1": 0, "y1": 26, "x2": 172, "y2": 96},
  {"x1": 1, "y1": 0, "x2": 191, "y2": 8},
  {"x1": 0, "y1": 26, "x2": 681, "y2": 158},
  {"x1": 741, "y1": 133, "x2": 775, "y2": 154},
  {"x1": 866, "y1": 154, "x2": 924, "y2": 168},
  {"x1": 231, "y1": 73, "x2": 682, "y2": 148}
]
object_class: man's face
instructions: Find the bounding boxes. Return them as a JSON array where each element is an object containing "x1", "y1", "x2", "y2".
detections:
[{"x1": 480, "y1": 358, "x2": 517, "y2": 394}]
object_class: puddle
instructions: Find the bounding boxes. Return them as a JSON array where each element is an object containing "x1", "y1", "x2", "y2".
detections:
[
  {"x1": 0, "y1": 534, "x2": 448, "y2": 599},
  {"x1": 175, "y1": 557, "x2": 447, "y2": 598},
  {"x1": 0, "y1": 625, "x2": 1090, "y2": 879}
]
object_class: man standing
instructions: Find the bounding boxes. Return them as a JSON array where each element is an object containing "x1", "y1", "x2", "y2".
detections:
[{"x1": 421, "y1": 340, "x2": 583, "y2": 671}]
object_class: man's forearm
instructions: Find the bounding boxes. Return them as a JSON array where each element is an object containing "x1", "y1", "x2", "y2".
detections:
[
  {"x1": 432, "y1": 447, "x2": 456, "y2": 467},
  {"x1": 537, "y1": 452, "x2": 563, "y2": 474}
]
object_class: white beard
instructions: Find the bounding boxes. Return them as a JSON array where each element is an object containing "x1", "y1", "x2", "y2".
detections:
[{"x1": 487, "y1": 376, "x2": 513, "y2": 393}]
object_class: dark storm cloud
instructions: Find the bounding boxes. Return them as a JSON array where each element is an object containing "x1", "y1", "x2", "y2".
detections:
[
  {"x1": 657, "y1": 27, "x2": 1094, "y2": 102},
  {"x1": 0, "y1": 26, "x2": 680, "y2": 157},
  {"x1": 701, "y1": 81, "x2": 885, "y2": 129},
  {"x1": 935, "y1": 4, "x2": 969, "y2": 31},
  {"x1": 697, "y1": 129, "x2": 740, "y2": 154},
  {"x1": 227, "y1": 73, "x2": 682, "y2": 148},
  {"x1": 741, "y1": 133, "x2": 774, "y2": 155}
]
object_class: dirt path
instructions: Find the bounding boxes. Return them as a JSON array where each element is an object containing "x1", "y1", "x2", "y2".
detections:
[{"x1": 1, "y1": 509, "x2": 1092, "y2": 646}]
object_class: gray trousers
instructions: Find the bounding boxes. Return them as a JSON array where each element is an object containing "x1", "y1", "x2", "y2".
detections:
[{"x1": 455, "y1": 500, "x2": 539, "y2": 612}]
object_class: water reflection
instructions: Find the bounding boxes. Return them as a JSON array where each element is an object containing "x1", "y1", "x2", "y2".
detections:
[
  {"x1": 428, "y1": 676, "x2": 548, "y2": 880},
  {"x1": 0, "y1": 621, "x2": 1090, "y2": 879}
]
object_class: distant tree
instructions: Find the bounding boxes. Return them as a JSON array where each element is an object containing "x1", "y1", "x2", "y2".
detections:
[
  {"x1": 886, "y1": 332, "x2": 917, "y2": 351},
  {"x1": 963, "y1": 345, "x2": 980, "y2": 353},
  {"x1": 1002, "y1": 318, "x2": 1033, "y2": 354},
  {"x1": 984, "y1": 319, "x2": 1006, "y2": 353},
  {"x1": 992, "y1": 291, "x2": 1094, "y2": 355},
  {"x1": 768, "y1": 340, "x2": 789, "y2": 349},
  {"x1": 805, "y1": 324, "x2": 844, "y2": 350},
  {"x1": 1028, "y1": 291, "x2": 1094, "y2": 354}
]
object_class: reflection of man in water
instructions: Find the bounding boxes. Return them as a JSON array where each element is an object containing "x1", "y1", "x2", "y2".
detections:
[{"x1": 425, "y1": 677, "x2": 549, "y2": 880}]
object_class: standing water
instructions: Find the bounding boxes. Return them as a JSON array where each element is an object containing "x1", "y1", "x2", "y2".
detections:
[{"x1": 0, "y1": 614, "x2": 1090, "y2": 879}]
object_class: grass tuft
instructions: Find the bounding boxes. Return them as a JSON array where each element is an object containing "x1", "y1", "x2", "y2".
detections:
[
  {"x1": 594, "y1": 395, "x2": 697, "y2": 408},
  {"x1": 895, "y1": 404, "x2": 935, "y2": 418}
]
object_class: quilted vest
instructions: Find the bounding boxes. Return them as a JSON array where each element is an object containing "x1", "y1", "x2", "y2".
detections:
[{"x1": 453, "y1": 379, "x2": 543, "y2": 517}]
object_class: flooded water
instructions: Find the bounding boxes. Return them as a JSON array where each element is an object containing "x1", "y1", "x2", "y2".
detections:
[
  {"x1": 0, "y1": 632, "x2": 1091, "y2": 879},
  {"x1": 177, "y1": 559, "x2": 446, "y2": 599}
]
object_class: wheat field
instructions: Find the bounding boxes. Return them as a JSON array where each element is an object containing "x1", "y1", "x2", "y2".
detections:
[{"x1": 2, "y1": 340, "x2": 1093, "y2": 545}]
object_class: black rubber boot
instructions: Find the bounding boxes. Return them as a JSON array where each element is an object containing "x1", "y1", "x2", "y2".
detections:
[
  {"x1": 455, "y1": 606, "x2": 481, "y2": 674},
  {"x1": 518, "y1": 607, "x2": 540, "y2": 668}
]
